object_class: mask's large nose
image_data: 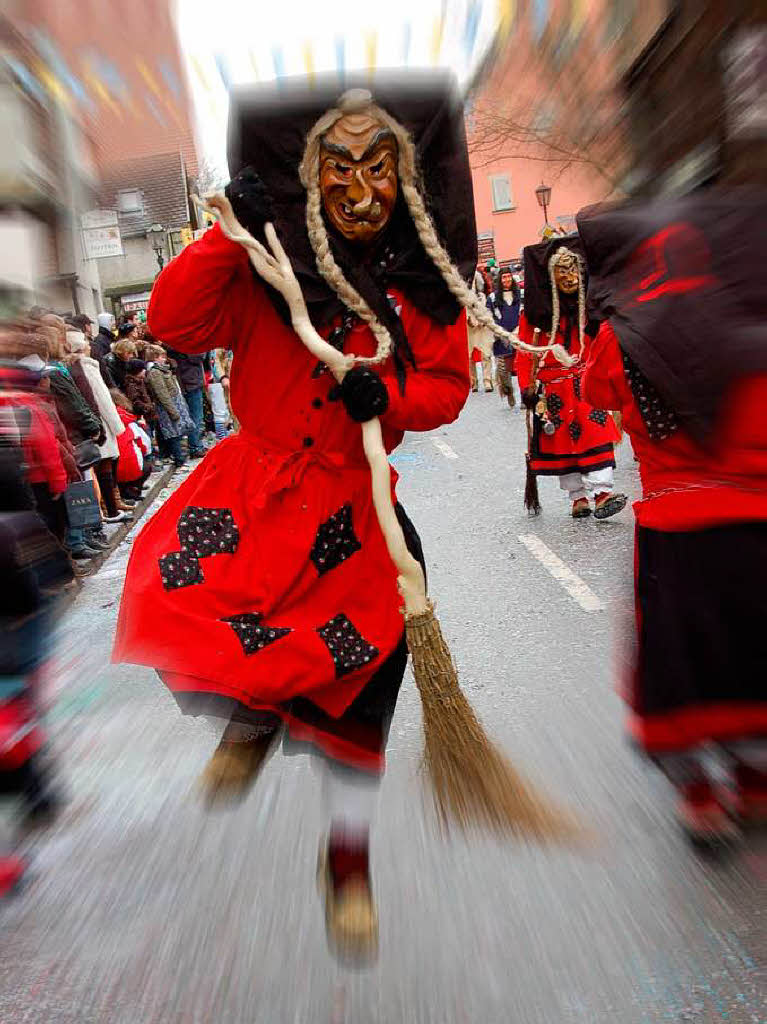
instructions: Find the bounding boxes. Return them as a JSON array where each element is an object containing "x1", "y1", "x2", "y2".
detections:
[{"x1": 347, "y1": 169, "x2": 373, "y2": 215}]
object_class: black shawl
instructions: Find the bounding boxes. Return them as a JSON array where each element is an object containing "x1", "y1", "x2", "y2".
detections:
[
  {"x1": 577, "y1": 188, "x2": 767, "y2": 443},
  {"x1": 521, "y1": 233, "x2": 599, "y2": 351}
]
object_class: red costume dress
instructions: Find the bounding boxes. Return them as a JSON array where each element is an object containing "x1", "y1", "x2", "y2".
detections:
[
  {"x1": 516, "y1": 311, "x2": 620, "y2": 477},
  {"x1": 113, "y1": 224, "x2": 469, "y2": 769},
  {"x1": 583, "y1": 321, "x2": 767, "y2": 753}
]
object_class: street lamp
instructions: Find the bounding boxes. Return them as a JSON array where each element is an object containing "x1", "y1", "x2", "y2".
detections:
[
  {"x1": 148, "y1": 223, "x2": 166, "y2": 271},
  {"x1": 535, "y1": 183, "x2": 552, "y2": 227}
]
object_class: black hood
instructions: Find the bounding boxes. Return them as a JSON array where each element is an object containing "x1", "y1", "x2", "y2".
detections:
[
  {"x1": 227, "y1": 69, "x2": 478, "y2": 331},
  {"x1": 521, "y1": 233, "x2": 598, "y2": 338},
  {"x1": 577, "y1": 188, "x2": 767, "y2": 443}
]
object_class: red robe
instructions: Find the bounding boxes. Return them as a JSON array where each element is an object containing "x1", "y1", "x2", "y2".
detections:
[
  {"x1": 583, "y1": 321, "x2": 767, "y2": 530},
  {"x1": 516, "y1": 312, "x2": 619, "y2": 476},
  {"x1": 113, "y1": 224, "x2": 469, "y2": 725},
  {"x1": 583, "y1": 321, "x2": 767, "y2": 752}
]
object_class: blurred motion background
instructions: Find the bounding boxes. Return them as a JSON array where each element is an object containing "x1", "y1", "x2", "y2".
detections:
[
  {"x1": 1, "y1": 1, "x2": 767, "y2": 1020},
  {"x1": 0, "y1": 0, "x2": 765, "y2": 319}
]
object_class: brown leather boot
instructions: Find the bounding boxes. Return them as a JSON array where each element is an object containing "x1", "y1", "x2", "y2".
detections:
[
  {"x1": 113, "y1": 487, "x2": 135, "y2": 513},
  {"x1": 199, "y1": 724, "x2": 281, "y2": 807},
  {"x1": 317, "y1": 840, "x2": 379, "y2": 966}
]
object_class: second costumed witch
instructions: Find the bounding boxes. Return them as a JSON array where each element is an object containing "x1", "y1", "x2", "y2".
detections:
[
  {"x1": 113, "y1": 73, "x2": 569, "y2": 963},
  {"x1": 516, "y1": 235, "x2": 627, "y2": 519}
]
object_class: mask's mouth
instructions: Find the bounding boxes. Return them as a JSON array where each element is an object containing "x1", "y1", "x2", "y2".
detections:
[
  {"x1": 557, "y1": 278, "x2": 579, "y2": 294},
  {"x1": 337, "y1": 199, "x2": 384, "y2": 225}
]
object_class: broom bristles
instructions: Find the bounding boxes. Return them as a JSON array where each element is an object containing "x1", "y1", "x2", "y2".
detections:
[
  {"x1": 406, "y1": 607, "x2": 575, "y2": 841},
  {"x1": 524, "y1": 455, "x2": 542, "y2": 516}
]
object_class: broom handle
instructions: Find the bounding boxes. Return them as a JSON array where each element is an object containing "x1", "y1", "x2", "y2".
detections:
[{"x1": 290, "y1": 315, "x2": 430, "y2": 619}]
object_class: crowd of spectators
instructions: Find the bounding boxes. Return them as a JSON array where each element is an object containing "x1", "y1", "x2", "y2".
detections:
[
  {"x1": 0, "y1": 310, "x2": 234, "y2": 886},
  {"x1": 0, "y1": 308, "x2": 235, "y2": 572}
]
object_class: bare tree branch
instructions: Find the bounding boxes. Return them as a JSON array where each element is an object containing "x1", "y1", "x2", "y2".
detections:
[{"x1": 467, "y1": 40, "x2": 629, "y2": 197}]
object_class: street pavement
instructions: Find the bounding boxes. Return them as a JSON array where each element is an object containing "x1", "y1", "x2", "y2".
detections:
[{"x1": 1, "y1": 390, "x2": 765, "y2": 1023}]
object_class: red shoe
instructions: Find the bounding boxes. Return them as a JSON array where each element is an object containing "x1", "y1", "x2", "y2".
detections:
[
  {"x1": 0, "y1": 856, "x2": 26, "y2": 897},
  {"x1": 571, "y1": 498, "x2": 591, "y2": 519},
  {"x1": 594, "y1": 492, "x2": 628, "y2": 520}
]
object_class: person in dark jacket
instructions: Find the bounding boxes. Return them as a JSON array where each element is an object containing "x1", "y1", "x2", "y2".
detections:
[
  {"x1": 37, "y1": 316, "x2": 101, "y2": 447},
  {"x1": 92, "y1": 314, "x2": 115, "y2": 360},
  {"x1": 91, "y1": 314, "x2": 116, "y2": 388},
  {"x1": 123, "y1": 359, "x2": 155, "y2": 423},
  {"x1": 487, "y1": 267, "x2": 521, "y2": 408},
  {"x1": 164, "y1": 347, "x2": 206, "y2": 457},
  {"x1": 104, "y1": 334, "x2": 137, "y2": 393}
]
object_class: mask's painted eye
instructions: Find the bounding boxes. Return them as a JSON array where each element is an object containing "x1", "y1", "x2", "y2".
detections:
[
  {"x1": 334, "y1": 163, "x2": 353, "y2": 178},
  {"x1": 369, "y1": 159, "x2": 385, "y2": 175}
]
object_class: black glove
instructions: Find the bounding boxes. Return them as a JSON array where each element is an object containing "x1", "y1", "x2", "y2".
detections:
[
  {"x1": 521, "y1": 388, "x2": 537, "y2": 411},
  {"x1": 340, "y1": 366, "x2": 389, "y2": 422},
  {"x1": 224, "y1": 167, "x2": 275, "y2": 240}
]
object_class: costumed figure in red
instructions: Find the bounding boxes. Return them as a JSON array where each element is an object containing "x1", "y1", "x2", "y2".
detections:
[
  {"x1": 114, "y1": 73, "x2": 574, "y2": 959},
  {"x1": 516, "y1": 237, "x2": 627, "y2": 519},
  {"x1": 579, "y1": 193, "x2": 767, "y2": 845},
  {"x1": 114, "y1": 74, "x2": 565, "y2": 961}
]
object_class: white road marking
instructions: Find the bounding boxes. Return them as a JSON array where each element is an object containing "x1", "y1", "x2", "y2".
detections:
[
  {"x1": 518, "y1": 534, "x2": 605, "y2": 612},
  {"x1": 432, "y1": 438, "x2": 458, "y2": 460}
]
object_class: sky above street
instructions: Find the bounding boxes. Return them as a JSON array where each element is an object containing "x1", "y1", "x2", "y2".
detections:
[{"x1": 175, "y1": 0, "x2": 500, "y2": 173}]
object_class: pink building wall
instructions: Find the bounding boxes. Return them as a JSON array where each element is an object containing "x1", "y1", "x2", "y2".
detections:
[
  {"x1": 470, "y1": 156, "x2": 606, "y2": 264},
  {"x1": 467, "y1": 0, "x2": 670, "y2": 264}
]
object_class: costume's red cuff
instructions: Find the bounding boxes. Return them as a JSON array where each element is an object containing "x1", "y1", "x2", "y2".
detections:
[{"x1": 203, "y1": 222, "x2": 251, "y2": 265}]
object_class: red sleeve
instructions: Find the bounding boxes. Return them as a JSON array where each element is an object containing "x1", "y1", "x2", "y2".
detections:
[
  {"x1": 148, "y1": 223, "x2": 255, "y2": 354},
  {"x1": 515, "y1": 312, "x2": 539, "y2": 392},
  {"x1": 379, "y1": 307, "x2": 470, "y2": 432},
  {"x1": 582, "y1": 321, "x2": 627, "y2": 412},
  {"x1": 33, "y1": 405, "x2": 67, "y2": 495}
]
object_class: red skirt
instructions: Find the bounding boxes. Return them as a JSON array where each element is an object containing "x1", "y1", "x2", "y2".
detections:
[
  {"x1": 530, "y1": 369, "x2": 619, "y2": 476},
  {"x1": 113, "y1": 432, "x2": 408, "y2": 751}
]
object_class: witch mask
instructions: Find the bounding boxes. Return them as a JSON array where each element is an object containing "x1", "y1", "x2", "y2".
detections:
[
  {"x1": 319, "y1": 114, "x2": 398, "y2": 245},
  {"x1": 552, "y1": 250, "x2": 580, "y2": 294}
]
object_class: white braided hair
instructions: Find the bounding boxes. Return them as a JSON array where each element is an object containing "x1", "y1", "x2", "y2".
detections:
[
  {"x1": 543, "y1": 247, "x2": 586, "y2": 369},
  {"x1": 298, "y1": 88, "x2": 574, "y2": 367}
]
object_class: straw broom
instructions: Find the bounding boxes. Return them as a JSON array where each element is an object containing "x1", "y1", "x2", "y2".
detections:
[{"x1": 203, "y1": 196, "x2": 573, "y2": 841}]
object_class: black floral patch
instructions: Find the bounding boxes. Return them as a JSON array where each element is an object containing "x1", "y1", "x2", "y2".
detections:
[
  {"x1": 158, "y1": 505, "x2": 239, "y2": 592},
  {"x1": 546, "y1": 392, "x2": 564, "y2": 428},
  {"x1": 621, "y1": 352, "x2": 679, "y2": 441},
  {"x1": 317, "y1": 614, "x2": 379, "y2": 678},
  {"x1": 177, "y1": 506, "x2": 239, "y2": 558},
  {"x1": 159, "y1": 550, "x2": 204, "y2": 591},
  {"x1": 588, "y1": 409, "x2": 609, "y2": 427},
  {"x1": 310, "y1": 505, "x2": 361, "y2": 576},
  {"x1": 568, "y1": 420, "x2": 582, "y2": 442},
  {"x1": 222, "y1": 613, "x2": 292, "y2": 655},
  {"x1": 573, "y1": 375, "x2": 582, "y2": 400}
]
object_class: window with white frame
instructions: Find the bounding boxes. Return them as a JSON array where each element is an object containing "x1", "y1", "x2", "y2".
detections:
[
  {"x1": 116, "y1": 189, "x2": 144, "y2": 215},
  {"x1": 490, "y1": 174, "x2": 514, "y2": 212}
]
